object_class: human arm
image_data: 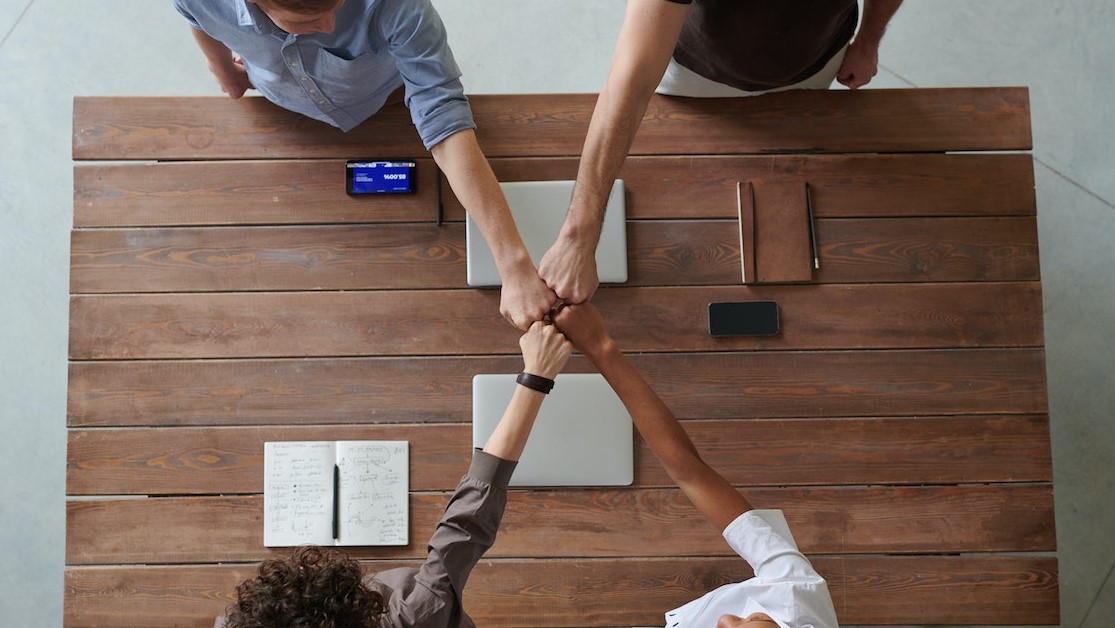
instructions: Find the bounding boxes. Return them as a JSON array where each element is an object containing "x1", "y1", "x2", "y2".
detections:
[
  {"x1": 430, "y1": 131, "x2": 557, "y2": 329},
  {"x1": 377, "y1": 0, "x2": 556, "y2": 328},
  {"x1": 837, "y1": 0, "x2": 904, "y2": 89},
  {"x1": 481, "y1": 321, "x2": 573, "y2": 460},
  {"x1": 553, "y1": 304, "x2": 750, "y2": 531},
  {"x1": 538, "y1": 0, "x2": 690, "y2": 303},
  {"x1": 408, "y1": 323, "x2": 571, "y2": 618},
  {"x1": 188, "y1": 28, "x2": 253, "y2": 99}
]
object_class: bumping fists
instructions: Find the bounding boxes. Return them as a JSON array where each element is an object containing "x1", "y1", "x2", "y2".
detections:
[{"x1": 519, "y1": 320, "x2": 573, "y2": 380}]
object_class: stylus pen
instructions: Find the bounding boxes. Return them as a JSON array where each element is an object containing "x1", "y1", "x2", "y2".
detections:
[
  {"x1": 435, "y1": 167, "x2": 443, "y2": 226},
  {"x1": 805, "y1": 182, "x2": 820, "y2": 271},
  {"x1": 332, "y1": 464, "x2": 340, "y2": 540}
]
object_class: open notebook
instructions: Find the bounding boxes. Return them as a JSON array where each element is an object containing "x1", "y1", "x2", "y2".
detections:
[
  {"x1": 466, "y1": 179, "x2": 628, "y2": 286},
  {"x1": 471, "y1": 373, "x2": 634, "y2": 486}
]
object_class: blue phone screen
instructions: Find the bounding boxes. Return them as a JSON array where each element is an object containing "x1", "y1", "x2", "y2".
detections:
[{"x1": 347, "y1": 160, "x2": 416, "y2": 194}]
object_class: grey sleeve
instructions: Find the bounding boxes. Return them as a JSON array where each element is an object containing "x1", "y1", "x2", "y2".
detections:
[{"x1": 403, "y1": 449, "x2": 516, "y2": 621}]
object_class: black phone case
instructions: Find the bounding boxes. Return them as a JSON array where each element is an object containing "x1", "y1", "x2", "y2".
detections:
[{"x1": 708, "y1": 301, "x2": 780, "y2": 337}]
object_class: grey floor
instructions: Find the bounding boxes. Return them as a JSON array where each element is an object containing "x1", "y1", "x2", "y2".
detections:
[{"x1": 1, "y1": 1, "x2": 1112, "y2": 626}]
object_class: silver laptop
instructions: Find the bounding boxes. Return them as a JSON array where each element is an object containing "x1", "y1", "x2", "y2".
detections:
[
  {"x1": 466, "y1": 180, "x2": 628, "y2": 287},
  {"x1": 471, "y1": 373, "x2": 634, "y2": 486}
]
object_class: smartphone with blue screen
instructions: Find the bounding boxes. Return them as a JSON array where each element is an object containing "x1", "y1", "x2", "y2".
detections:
[{"x1": 346, "y1": 160, "x2": 417, "y2": 194}]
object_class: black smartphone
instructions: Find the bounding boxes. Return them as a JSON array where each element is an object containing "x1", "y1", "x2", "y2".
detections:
[
  {"x1": 708, "y1": 301, "x2": 780, "y2": 337},
  {"x1": 346, "y1": 160, "x2": 417, "y2": 194}
]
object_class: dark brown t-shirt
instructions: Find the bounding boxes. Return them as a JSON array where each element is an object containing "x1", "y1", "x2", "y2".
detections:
[{"x1": 664, "y1": 0, "x2": 859, "y2": 91}]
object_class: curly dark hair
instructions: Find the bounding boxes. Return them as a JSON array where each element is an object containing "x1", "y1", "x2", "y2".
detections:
[{"x1": 225, "y1": 545, "x2": 386, "y2": 628}]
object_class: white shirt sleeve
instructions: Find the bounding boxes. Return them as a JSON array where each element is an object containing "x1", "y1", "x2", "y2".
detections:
[{"x1": 723, "y1": 510, "x2": 824, "y2": 582}]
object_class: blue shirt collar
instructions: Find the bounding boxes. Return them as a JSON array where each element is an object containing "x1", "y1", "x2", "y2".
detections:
[{"x1": 237, "y1": 0, "x2": 274, "y2": 35}]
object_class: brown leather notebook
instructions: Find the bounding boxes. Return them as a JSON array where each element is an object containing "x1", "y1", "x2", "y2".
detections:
[{"x1": 739, "y1": 181, "x2": 814, "y2": 284}]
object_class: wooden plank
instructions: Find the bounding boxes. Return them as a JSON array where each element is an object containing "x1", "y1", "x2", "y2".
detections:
[
  {"x1": 73, "y1": 89, "x2": 1031, "y2": 161},
  {"x1": 67, "y1": 349, "x2": 1050, "y2": 427},
  {"x1": 66, "y1": 416, "x2": 1053, "y2": 495},
  {"x1": 73, "y1": 153, "x2": 1036, "y2": 228},
  {"x1": 73, "y1": 159, "x2": 440, "y2": 227},
  {"x1": 67, "y1": 283, "x2": 1044, "y2": 359},
  {"x1": 69, "y1": 217, "x2": 1039, "y2": 293},
  {"x1": 65, "y1": 485, "x2": 1055, "y2": 565},
  {"x1": 63, "y1": 556, "x2": 1059, "y2": 627},
  {"x1": 481, "y1": 153, "x2": 1037, "y2": 220},
  {"x1": 70, "y1": 224, "x2": 467, "y2": 293},
  {"x1": 813, "y1": 216, "x2": 1039, "y2": 284}
]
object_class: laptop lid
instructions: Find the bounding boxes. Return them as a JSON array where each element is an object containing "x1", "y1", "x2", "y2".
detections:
[
  {"x1": 471, "y1": 373, "x2": 634, "y2": 486},
  {"x1": 466, "y1": 180, "x2": 628, "y2": 287}
]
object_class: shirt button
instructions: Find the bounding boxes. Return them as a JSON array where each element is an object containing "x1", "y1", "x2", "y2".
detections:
[{"x1": 290, "y1": 61, "x2": 300, "y2": 68}]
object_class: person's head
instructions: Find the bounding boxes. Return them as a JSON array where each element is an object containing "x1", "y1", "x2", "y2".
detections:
[
  {"x1": 224, "y1": 545, "x2": 384, "y2": 628},
  {"x1": 717, "y1": 612, "x2": 783, "y2": 628},
  {"x1": 249, "y1": 0, "x2": 345, "y2": 34}
]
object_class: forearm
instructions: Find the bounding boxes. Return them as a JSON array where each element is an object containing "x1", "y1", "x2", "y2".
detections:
[
  {"x1": 565, "y1": 0, "x2": 689, "y2": 240},
  {"x1": 481, "y1": 385, "x2": 546, "y2": 461},
  {"x1": 589, "y1": 343, "x2": 705, "y2": 476},
  {"x1": 431, "y1": 129, "x2": 534, "y2": 277},
  {"x1": 189, "y1": 28, "x2": 237, "y2": 75},
  {"x1": 566, "y1": 86, "x2": 649, "y2": 242},
  {"x1": 589, "y1": 344, "x2": 751, "y2": 529},
  {"x1": 855, "y1": 0, "x2": 904, "y2": 46}
]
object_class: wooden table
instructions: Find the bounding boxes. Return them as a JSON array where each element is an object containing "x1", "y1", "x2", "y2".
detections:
[{"x1": 67, "y1": 88, "x2": 1056, "y2": 626}]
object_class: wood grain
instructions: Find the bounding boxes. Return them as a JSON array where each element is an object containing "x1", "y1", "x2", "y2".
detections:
[
  {"x1": 73, "y1": 159, "x2": 440, "y2": 227},
  {"x1": 69, "y1": 217, "x2": 1039, "y2": 293},
  {"x1": 73, "y1": 89, "x2": 1031, "y2": 161},
  {"x1": 67, "y1": 349, "x2": 1049, "y2": 427},
  {"x1": 63, "y1": 556, "x2": 1058, "y2": 627},
  {"x1": 73, "y1": 153, "x2": 1035, "y2": 227},
  {"x1": 68, "y1": 283, "x2": 1043, "y2": 359},
  {"x1": 66, "y1": 416, "x2": 1053, "y2": 495},
  {"x1": 65, "y1": 485, "x2": 1054, "y2": 565}
]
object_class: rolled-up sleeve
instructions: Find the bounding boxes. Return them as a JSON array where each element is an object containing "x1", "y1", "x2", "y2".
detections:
[
  {"x1": 376, "y1": 0, "x2": 476, "y2": 149},
  {"x1": 403, "y1": 449, "x2": 515, "y2": 623},
  {"x1": 724, "y1": 509, "x2": 824, "y2": 582},
  {"x1": 171, "y1": 0, "x2": 202, "y2": 28}
]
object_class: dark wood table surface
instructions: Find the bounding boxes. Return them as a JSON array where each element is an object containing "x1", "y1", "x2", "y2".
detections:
[{"x1": 66, "y1": 88, "x2": 1056, "y2": 627}]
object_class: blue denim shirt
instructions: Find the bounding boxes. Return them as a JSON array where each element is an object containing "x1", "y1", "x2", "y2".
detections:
[{"x1": 173, "y1": 0, "x2": 476, "y2": 148}]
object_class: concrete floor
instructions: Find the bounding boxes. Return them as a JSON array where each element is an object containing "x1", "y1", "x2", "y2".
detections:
[{"x1": 1, "y1": 1, "x2": 1112, "y2": 625}]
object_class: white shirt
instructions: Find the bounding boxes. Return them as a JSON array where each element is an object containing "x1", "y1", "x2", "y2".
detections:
[{"x1": 664, "y1": 510, "x2": 839, "y2": 628}]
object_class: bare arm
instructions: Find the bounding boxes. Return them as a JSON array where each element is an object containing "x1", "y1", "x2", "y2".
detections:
[
  {"x1": 188, "y1": 28, "x2": 253, "y2": 99},
  {"x1": 538, "y1": 0, "x2": 690, "y2": 303},
  {"x1": 481, "y1": 321, "x2": 572, "y2": 460},
  {"x1": 554, "y1": 304, "x2": 750, "y2": 531},
  {"x1": 430, "y1": 130, "x2": 557, "y2": 329},
  {"x1": 837, "y1": 0, "x2": 905, "y2": 89}
]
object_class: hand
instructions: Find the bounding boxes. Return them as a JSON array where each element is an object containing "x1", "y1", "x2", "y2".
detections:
[
  {"x1": 211, "y1": 56, "x2": 254, "y2": 99},
  {"x1": 539, "y1": 236, "x2": 599, "y2": 303},
  {"x1": 500, "y1": 265, "x2": 558, "y2": 330},
  {"x1": 519, "y1": 321, "x2": 573, "y2": 380},
  {"x1": 553, "y1": 303, "x2": 614, "y2": 362},
  {"x1": 836, "y1": 39, "x2": 880, "y2": 90}
]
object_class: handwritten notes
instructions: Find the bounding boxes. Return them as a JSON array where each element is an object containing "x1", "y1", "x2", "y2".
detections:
[{"x1": 264, "y1": 441, "x2": 409, "y2": 547}]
